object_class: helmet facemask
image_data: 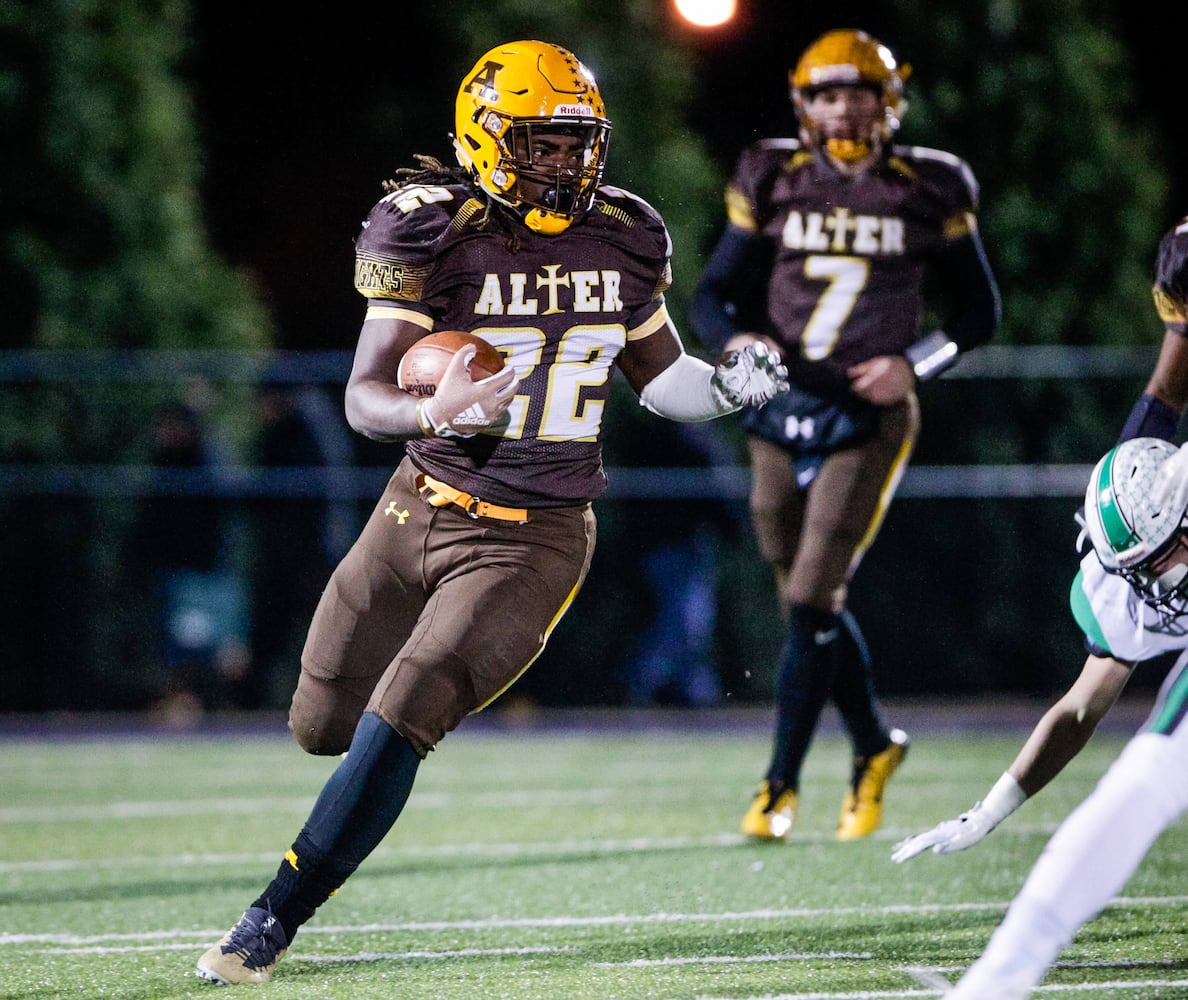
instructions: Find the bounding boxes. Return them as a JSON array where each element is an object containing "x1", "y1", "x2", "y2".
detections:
[
  {"x1": 789, "y1": 29, "x2": 908, "y2": 169},
  {"x1": 1119, "y1": 533, "x2": 1188, "y2": 617},
  {"x1": 497, "y1": 120, "x2": 610, "y2": 227},
  {"x1": 795, "y1": 83, "x2": 891, "y2": 165}
]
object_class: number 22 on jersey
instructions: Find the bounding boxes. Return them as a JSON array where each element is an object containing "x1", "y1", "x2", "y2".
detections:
[{"x1": 476, "y1": 325, "x2": 626, "y2": 442}]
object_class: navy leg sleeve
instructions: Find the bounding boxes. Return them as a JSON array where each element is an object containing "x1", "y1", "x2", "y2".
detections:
[
  {"x1": 829, "y1": 609, "x2": 890, "y2": 758},
  {"x1": 766, "y1": 604, "x2": 838, "y2": 788},
  {"x1": 255, "y1": 711, "x2": 421, "y2": 939}
]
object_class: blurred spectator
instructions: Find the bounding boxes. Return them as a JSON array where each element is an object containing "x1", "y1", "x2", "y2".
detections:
[
  {"x1": 243, "y1": 385, "x2": 333, "y2": 709},
  {"x1": 134, "y1": 402, "x2": 248, "y2": 721},
  {"x1": 624, "y1": 521, "x2": 724, "y2": 706},
  {"x1": 619, "y1": 418, "x2": 743, "y2": 707}
]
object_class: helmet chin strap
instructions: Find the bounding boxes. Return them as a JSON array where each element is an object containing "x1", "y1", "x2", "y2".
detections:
[{"x1": 470, "y1": 176, "x2": 579, "y2": 235}]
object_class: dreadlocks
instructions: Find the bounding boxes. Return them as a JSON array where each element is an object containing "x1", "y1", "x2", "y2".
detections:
[
  {"x1": 380, "y1": 155, "x2": 465, "y2": 193},
  {"x1": 380, "y1": 155, "x2": 524, "y2": 250}
]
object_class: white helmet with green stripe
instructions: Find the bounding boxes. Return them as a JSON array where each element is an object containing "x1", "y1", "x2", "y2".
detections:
[{"x1": 1084, "y1": 437, "x2": 1188, "y2": 611}]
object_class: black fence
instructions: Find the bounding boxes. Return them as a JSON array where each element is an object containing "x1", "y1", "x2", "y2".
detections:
[{"x1": 0, "y1": 346, "x2": 1165, "y2": 715}]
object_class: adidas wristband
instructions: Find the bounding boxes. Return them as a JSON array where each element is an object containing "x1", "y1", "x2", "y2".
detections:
[{"x1": 416, "y1": 399, "x2": 438, "y2": 436}]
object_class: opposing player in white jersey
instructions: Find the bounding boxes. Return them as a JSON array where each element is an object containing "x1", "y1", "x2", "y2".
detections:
[
  {"x1": 894, "y1": 217, "x2": 1188, "y2": 860},
  {"x1": 925, "y1": 438, "x2": 1188, "y2": 997}
]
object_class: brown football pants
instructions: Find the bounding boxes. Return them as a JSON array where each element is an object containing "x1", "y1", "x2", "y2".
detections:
[
  {"x1": 290, "y1": 456, "x2": 596, "y2": 757},
  {"x1": 748, "y1": 394, "x2": 920, "y2": 616}
]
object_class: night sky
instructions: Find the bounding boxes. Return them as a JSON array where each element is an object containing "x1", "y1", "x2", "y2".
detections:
[{"x1": 189, "y1": 3, "x2": 1184, "y2": 352}]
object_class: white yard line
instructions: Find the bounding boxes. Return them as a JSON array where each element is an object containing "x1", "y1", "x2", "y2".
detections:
[
  {"x1": 0, "y1": 787, "x2": 625, "y2": 824},
  {"x1": 4, "y1": 896, "x2": 1187, "y2": 947},
  {"x1": 0, "y1": 832, "x2": 744, "y2": 873},
  {"x1": 703, "y1": 981, "x2": 1188, "y2": 999}
]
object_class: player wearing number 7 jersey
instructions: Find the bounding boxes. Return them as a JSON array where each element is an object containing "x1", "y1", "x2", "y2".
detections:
[
  {"x1": 692, "y1": 29, "x2": 999, "y2": 843},
  {"x1": 195, "y1": 39, "x2": 787, "y2": 987}
]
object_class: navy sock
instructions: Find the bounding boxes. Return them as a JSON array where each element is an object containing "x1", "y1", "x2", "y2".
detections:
[
  {"x1": 766, "y1": 604, "x2": 839, "y2": 788},
  {"x1": 830, "y1": 609, "x2": 890, "y2": 758},
  {"x1": 253, "y1": 711, "x2": 422, "y2": 940}
]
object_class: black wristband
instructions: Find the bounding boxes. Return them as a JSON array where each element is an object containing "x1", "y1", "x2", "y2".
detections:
[
  {"x1": 1117, "y1": 393, "x2": 1181, "y2": 444},
  {"x1": 904, "y1": 330, "x2": 959, "y2": 380}
]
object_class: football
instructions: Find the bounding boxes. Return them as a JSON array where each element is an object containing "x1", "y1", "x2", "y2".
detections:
[{"x1": 396, "y1": 331, "x2": 505, "y2": 398}]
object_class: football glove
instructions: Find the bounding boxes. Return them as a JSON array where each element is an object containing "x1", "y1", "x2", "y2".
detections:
[
  {"x1": 419, "y1": 347, "x2": 517, "y2": 438},
  {"x1": 891, "y1": 804, "x2": 999, "y2": 862},
  {"x1": 891, "y1": 773, "x2": 1025, "y2": 863},
  {"x1": 709, "y1": 342, "x2": 789, "y2": 409}
]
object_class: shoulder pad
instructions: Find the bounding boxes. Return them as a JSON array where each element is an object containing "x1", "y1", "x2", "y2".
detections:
[
  {"x1": 592, "y1": 185, "x2": 673, "y2": 261},
  {"x1": 366, "y1": 181, "x2": 478, "y2": 241},
  {"x1": 1155, "y1": 219, "x2": 1188, "y2": 326},
  {"x1": 1070, "y1": 567, "x2": 1113, "y2": 656},
  {"x1": 888, "y1": 144, "x2": 980, "y2": 210},
  {"x1": 728, "y1": 139, "x2": 808, "y2": 230},
  {"x1": 594, "y1": 184, "x2": 662, "y2": 221},
  {"x1": 354, "y1": 183, "x2": 478, "y2": 302},
  {"x1": 753, "y1": 137, "x2": 801, "y2": 154},
  {"x1": 737, "y1": 137, "x2": 802, "y2": 171}
]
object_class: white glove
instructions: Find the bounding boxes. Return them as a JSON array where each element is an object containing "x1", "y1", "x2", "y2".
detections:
[
  {"x1": 419, "y1": 347, "x2": 517, "y2": 438},
  {"x1": 710, "y1": 342, "x2": 789, "y2": 410},
  {"x1": 891, "y1": 773, "x2": 1026, "y2": 863},
  {"x1": 891, "y1": 804, "x2": 1000, "y2": 862}
]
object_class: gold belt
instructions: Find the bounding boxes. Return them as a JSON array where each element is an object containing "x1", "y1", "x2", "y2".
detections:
[{"x1": 415, "y1": 474, "x2": 529, "y2": 523}]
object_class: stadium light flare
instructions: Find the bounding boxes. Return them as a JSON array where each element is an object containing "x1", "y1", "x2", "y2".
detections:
[{"x1": 673, "y1": 0, "x2": 737, "y2": 28}]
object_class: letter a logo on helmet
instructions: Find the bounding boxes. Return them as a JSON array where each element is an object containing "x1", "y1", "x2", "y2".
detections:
[
  {"x1": 453, "y1": 40, "x2": 612, "y2": 235},
  {"x1": 464, "y1": 61, "x2": 502, "y2": 103}
]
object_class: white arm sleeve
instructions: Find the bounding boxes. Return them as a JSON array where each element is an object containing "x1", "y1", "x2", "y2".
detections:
[{"x1": 638, "y1": 353, "x2": 736, "y2": 422}]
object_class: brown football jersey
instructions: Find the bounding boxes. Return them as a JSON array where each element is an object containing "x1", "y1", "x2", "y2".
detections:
[
  {"x1": 727, "y1": 139, "x2": 982, "y2": 394},
  {"x1": 354, "y1": 181, "x2": 674, "y2": 507},
  {"x1": 1154, "y1": 216, "x2": 1188, "y2": 335}
]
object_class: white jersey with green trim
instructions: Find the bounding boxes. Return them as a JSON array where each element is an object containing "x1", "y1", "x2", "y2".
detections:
[{"x1": 1070, "y1": 551, "x2": 1188, "y2": 662}]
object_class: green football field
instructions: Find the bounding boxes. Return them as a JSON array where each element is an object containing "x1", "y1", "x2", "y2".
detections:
[{"x1": 2, "y1": 706, "x2": 1186, "y2": 999}]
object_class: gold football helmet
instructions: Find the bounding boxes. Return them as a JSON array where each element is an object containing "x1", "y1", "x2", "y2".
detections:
[
  {"x1": 790, "y1": 29, "x2": 910, "y2": 165},
  {"x1": 453, "y1": 40, "x2": 612, "y2": 235}
]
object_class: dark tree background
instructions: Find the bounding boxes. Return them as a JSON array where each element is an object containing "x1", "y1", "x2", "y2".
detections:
[
  {"x1": 0, "y1": 0, "x2": 1182, "y2": 710},
  {"x1": 187, "y1": 0, "x2": 1182, "y2": 353}
]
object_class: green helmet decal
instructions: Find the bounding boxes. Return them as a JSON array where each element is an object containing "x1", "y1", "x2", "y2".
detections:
[
  {"x1": 1085, "y1": 437, "x2": 1184, "y2": 573},
  {"x1": 1094, "y1": 448, "x2": 1141, "y2": 553}
]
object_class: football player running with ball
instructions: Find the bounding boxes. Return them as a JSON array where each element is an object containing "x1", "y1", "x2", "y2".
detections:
[
  {"x1": 692, "y1": 29, "x2": 1000, "y2": 843},
  {"x1": 933, "y1": 438, "x2": 1188, "y2": 998},
  {"x1": 195, "y1": 40, "x2": 787, "y2": 986}
]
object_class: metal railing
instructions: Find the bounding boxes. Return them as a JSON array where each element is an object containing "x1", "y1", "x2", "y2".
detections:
[{"x1": 0, "y1": 345, "x2": 1156, "y2": 500}]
